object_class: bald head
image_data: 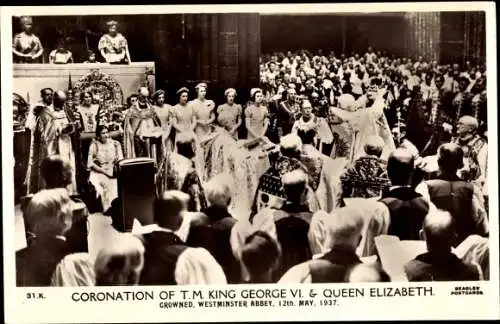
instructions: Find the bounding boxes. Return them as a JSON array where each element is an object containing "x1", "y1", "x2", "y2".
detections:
[
  {"x1": 324, "y1": 206, "x2": 364, "y2": 252},
  {"x1": 437, "y1": 143, "x2": 464, "y2": 173},
  {"x1": 422, "y1": 210, "x2": 456, "y2": 252},
  {"x1": 387, "y1": 148, "x2": 415, "y2": 186},
  {"x1": 53, "y1": 90, "x2": 67, "y2": 109}
]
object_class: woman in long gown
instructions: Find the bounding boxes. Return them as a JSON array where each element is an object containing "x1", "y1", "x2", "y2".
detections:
[
  {"x1": 190, "y1": 83, "x2": 216, "y2": 138},
  {"x1": 217, "y1": 88, "x2": 243, "y2": 140},
  {"x1": 170, "y1": 87, "x2": 195, "y2": 149},
  {"x1": 87, "y1": 124, "x2": 124, "y2": 212},
  {"x1": 152, "y1": 90, "x2": 173, "y2": 152},
  {"x1": 245, "y1": 88, "x2": 270, "y2": 141}
]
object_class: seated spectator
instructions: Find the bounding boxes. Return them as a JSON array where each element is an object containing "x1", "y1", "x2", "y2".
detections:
[
  {"x1": 49, "y1": 39, "x2": 73, "y2": 64},
  {"x1": 416, "y1": 143, "x2": 488, "y2": 246},
  {"x1": 87, "y1": 124, "x2": 124, "y2": 212},
  {"x1": 341, "y1": 135, "x2": 391, "y2": 198},
  {"x1": 347, "y1": 263, "x2": 391, "y2": 282},
  {"x1": 139, "y1": 190, "x2": 226, "y2": 285},
  {"x1": 380, "y1": 148, "x2": 429, "y2": 240},
  {"x1": 84, "y1": 50, "x2": 99, "y2": 64},
  {"x1": 279, "y1": 206, "x2": 364, "y2": 283},
  {"x1": 95, "y1": 233, "x2": 145, "y2": 286},
  {"x1": 240, "y1": 231, "x2": 281, "y2": 284},
  {"x1": 187, "y1": 174, "x2": 240, "y2": 283},
  {"x1": 404, "y1": 210, "x2": 481, "y2": 281},
  {"x1": 17, "y1": 188, "x2": 74, "y2": 286}
]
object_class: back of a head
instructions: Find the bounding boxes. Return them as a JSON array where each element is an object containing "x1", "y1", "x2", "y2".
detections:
[
  {"x1": 324, "y1": 207, "x2": 364, "y2": 251},
  {"x1": 204, "y1": 173, "x2": 233, "y2": 209},
  {"x1": 41, "y1": 155, "x2": 72, "y2": 189},
  {"x1": 25, "y1": 188, "x2": 73, "y2": 237},
  {"x1": 280, "y1": 134, "x2": 303, "y2": 158},
  {"x1": 282, "y1": 169, "x2": 308, "y2": 203},
  {"x1": 241, "y1": 231, "x2": 280, "y2": 282},
  {"x1": 423, "y1": 209, "x2": 456, "y2": 252},
  {"x1": 437, "y1": 143, "x2": 464, "y2": 173},
  {"x1": 94, "y1": 233, "x2": 145, "y2": 286},
  {"x1": 363, "y1": 135, "x2": 385, "y2": 157},
  {"x1": 387, "y1": 148, "x2": 415, "y2": 186},
  {"x1": 347, "y1": 263, "x2": 391, "y2": 282},
  {"x1": 154, "y1": 190, "x2": 189, "y2": 231}
]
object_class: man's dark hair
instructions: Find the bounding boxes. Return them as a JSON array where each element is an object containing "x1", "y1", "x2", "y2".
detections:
[
  {"x1": 387, "y1": 148, "x2": 415, "y2": 186},
  {"x1": 40, "y1": 155, "x2": 72, "y2": 189},
  {"x1": 241, "y1": 231, "x2": 279, "y2": 281},
  {"x1": 437, "y1": 143, "x2": 464, "y2": 173}
]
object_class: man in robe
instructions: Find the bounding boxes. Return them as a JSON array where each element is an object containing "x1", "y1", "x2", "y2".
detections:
[
  {"x1": 330, "y1": 85, "x2": 395, "y2": 162},
  {"x1": 26, "y1": 88, "x2": 54, "y2": 132},
  {"x1": 295, "y1": 126, "x2": 346, "y2": 213},
  {"x1": 250, "y1": 134, "x2": 320, "y2": 220},
  {"x1": 123, "y1": 87, "x2": 162, "y2": 162},
  {"x1": 25, "y1": 90, "x2": 78, "y2": 195},
  {"x1": 451, "y1": 116, "x2": 488, "y2": 195}
]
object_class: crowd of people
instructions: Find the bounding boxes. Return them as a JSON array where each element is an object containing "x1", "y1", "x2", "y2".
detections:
[
  {"x1": 13, "y1": 17, "x2": 131, "y2": 64},
  {"x1": 16, "y1": 45, "x2": 490, "y2": 286}
]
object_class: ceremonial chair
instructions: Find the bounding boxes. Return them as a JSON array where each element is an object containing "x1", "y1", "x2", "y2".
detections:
[
  {"x1": 113, "y1": 158, "x2": 156, "y2": 232},
  {"x1": 20, "y1": 194, "x2": 89, "y2": 253}
]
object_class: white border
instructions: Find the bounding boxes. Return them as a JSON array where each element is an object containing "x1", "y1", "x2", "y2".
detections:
[{"x1": 2, "y1": 3, "x2": 499, "y2": 323}]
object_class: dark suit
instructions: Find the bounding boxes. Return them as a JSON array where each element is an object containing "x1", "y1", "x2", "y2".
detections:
[
  {"x1": 405, "y1": 252, "x2": 480, "y2": 281},
  {"x1": 187, "y1": 207, "x2": 240, "y2": 283},
  {"x1": 308, "y1": 248, "x2": 362, "y2": 283},
  {"x1": 16, "y1": 237, "x2": 70, "y2": 287},
  {"x1": 380, "y1": 187, "x2": 429, "y2": 240},
  {"x1": 139, "y1": 231, "x2": 188, "y2": 285}
]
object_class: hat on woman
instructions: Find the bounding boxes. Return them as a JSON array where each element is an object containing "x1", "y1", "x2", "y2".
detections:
[
  {"x1": 195, "y1": 83, "x2": 208, "y2": 91},
  {"x1": 250, "y1": 88, "x2": 262, "y2": 98},
  {"x1": 224, "y1": 88, "x2": 237, "y2": 97},
  {"x1": 106, "y1": 20, "x2": 118, "y2": 28},
  {"x1": 176, "y1": 87, "x2": 189, "y2": 95}
]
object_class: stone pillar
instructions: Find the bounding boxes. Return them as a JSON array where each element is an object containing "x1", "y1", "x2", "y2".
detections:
[
  {"x1": 404, "y1": 12, "x2": 441, "y2": 62},
  {"x1": 464, "y1": 11, "x2": 486, "y2": 65}
]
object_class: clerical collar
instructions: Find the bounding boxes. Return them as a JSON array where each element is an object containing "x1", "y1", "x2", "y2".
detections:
[{"x1": 458, "y1": 134, "x2": 474, "y2": 144}]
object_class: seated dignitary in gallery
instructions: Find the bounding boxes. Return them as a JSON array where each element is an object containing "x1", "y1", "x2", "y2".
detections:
[
  {"x1": 278, "y1": 208, "x2": 364, "y2": 283},
  {"x1": 138, "y1": 191, "x2": 226, "y2": 285},
  {"x1": 17, "y1": 188, "x2": 74, "y2": 286},
  {"x1": 187, "y1": 174, "x2": 240, "y2": 283},
  {"x1": 240, "y1": 231, "x2": 281, "y2": 284},
  {"x1": 98, "y1": 20, "x2": 131, "y2": 64},
  {"x1": 404, "y1": 210, "x2": 481, "y2": 281},
  {"x1": 49, "y1": 39, "x2": 74, "y2": 64},
  {"x1": 415, "y1": 143, "x2": 488, "y2": 247},
  {"x1": 252, "y1": 169, "x2": 313, "y2": 281},
  {"x1": 94, "y1": 233, "x2": 145, "y2": 286},
  {"x1": 379, "y1": 148, "x2": 429, "y2": 240}
]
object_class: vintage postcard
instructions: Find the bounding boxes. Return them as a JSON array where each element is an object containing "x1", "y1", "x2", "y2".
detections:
[{"x1": 2, "y1": 2, "x2": 498, "y2": 323}]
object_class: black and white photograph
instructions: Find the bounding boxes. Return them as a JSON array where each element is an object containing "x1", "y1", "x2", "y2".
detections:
[{"x1": 2, "y1": 3, "x2": 499, "y2": 323}]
